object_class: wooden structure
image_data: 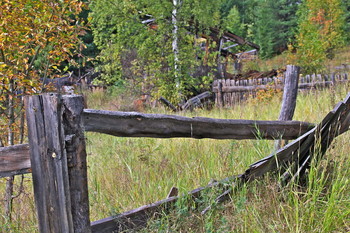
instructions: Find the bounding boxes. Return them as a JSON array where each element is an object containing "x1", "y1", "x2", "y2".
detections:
[
  {"x1": 213, "y1": 71, "x2": 349, "y2": 106},
  {"x1": 1, "y1": 92, "x2": 350, "y2": 232}
]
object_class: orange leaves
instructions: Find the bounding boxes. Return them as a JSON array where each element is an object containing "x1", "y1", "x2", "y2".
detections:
[
  {"x1": 0, "y1": 0, "x2": 84, "y2": 79},
  {"x1": 0, "y1": 0, "x2": 84, "y2": 144},
  {"x1": 295, "y1": 0, "x2": 344, "y2": 73}
]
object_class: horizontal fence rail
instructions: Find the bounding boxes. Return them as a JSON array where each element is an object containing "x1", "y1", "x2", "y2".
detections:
[
  {"x1": 2, "y1": 92, "x2": 350, "y2": 233},
  {"x1": 0, "y1": 144, "x2": 30, "y2": 178},
  {"x1": 0, "y1": 111, "x2": 314, "y2": 178},
  {"x1": 83, "y1": 110, "x2": 314, "y2": 140}
]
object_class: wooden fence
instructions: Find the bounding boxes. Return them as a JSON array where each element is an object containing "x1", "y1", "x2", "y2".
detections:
[
  {"x1": 213, "y1": 71, "x2": 349, "y2": 106},
  {"x1": 0, "y1": 92, "x2": 350, "y2": 232}
]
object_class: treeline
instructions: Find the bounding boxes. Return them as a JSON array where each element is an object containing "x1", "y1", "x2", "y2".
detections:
[{"x1": 87, "y1": 0, "x2": 349, "y2": 101}]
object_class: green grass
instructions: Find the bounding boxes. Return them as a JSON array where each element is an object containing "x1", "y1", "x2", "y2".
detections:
[{"x1": 1, "y1": 85, "x2": 350, "y2": 232}]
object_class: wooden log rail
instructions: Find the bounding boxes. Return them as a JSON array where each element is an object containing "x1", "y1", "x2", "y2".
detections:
[
  {"x1": 0, "y1": 112, "x2": 314, "y2": 178},
  {"x1": 0, "y1": 144, "x2": 30, "y2": 177},
  {"x1": 83, "y1": 110, "x2": 313, "y2": 140}
]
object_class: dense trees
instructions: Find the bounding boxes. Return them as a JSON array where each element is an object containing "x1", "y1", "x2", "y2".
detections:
[
  {"x1": 90, "y1": 0, "x2": 223, "y2": 102},
  {"x1": 295, "y1": 0, "x2": 345, "y2": 73},
  {"x1": 220, "y1": 0, "x2": 301, "y2": 58},
  {"x1": 88, "y1": 0, "x2": 349, "y2": 98}
]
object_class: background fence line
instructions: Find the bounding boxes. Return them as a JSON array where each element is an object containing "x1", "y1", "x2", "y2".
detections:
[{"x1": 212, "y1": 71, "x2": 349, "y2": 106}]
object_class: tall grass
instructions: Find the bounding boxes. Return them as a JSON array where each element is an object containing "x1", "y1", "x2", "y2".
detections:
[{"x1": 0, "y1": 85, "x2": 349, "y2": 232}]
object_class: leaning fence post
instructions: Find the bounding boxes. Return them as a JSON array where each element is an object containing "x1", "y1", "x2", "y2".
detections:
[
  {"x1": 275, "y1": 65, "x2": 300, "y2": 149},
  {"x1": 25, "y1": 93, "x2": 91, "y2": 233}
]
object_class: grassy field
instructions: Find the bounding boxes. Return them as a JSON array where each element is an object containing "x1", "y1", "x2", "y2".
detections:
[{"x1": 1, "y1": 83, "x2": 350, "y2": 232}]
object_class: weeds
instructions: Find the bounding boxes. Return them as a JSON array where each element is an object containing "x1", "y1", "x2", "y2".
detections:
[{"x1": 0, "y1": 84, "x2": 350, "y2": 232}]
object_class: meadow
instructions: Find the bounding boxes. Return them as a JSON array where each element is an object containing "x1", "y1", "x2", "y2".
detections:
[{"x1": 1, "y1": 83, "x2": 350, "y2": 232}]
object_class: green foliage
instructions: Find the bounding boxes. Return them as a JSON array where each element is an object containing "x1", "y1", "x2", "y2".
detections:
[
  {"x1": 220, "y1": 0, "x2": 300, "y2": 59},
  {"x1": 341, "y1": 0, "x2": 350, "y2": 43},
  {"x1": 295, "y1": 0, "x2": 345, "y2": 73},
  {"x1": 89, "y1": 0, "x2": 223, "y2": 103},
  {"x1": 224, "y1": 6, "x2": 244, "y2": 37}
]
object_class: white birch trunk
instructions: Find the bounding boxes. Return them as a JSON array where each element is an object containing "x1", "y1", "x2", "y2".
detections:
[{"x1": 172, "y1": 0, "x2": 180, "y2": 88}]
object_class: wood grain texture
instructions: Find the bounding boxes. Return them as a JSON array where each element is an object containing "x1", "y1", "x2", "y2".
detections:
[
  {"x1": 25, "y1": 93, "x2": 74, "y2": 233},
  {"x1": 279, "y1": 65, "x2": 300, "y2": 121},
  {"x1": 0, "y1": 144, "x2": 30, "y2": 178},
  {"x1": 62, "y1": 95, "x2": 91, "y2": 233},
  {"x1": 83, "y1": 110, "x2": 314, "y2": 140}
]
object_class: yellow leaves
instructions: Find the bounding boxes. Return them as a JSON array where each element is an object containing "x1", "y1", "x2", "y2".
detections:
[{"x1": 0, "y1": 0, "x2": 83, "y2": 79}]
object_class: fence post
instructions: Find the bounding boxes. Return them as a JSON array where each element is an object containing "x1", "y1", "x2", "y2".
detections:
[
  {"x1": 25, "y1": 93, "x2": 91, "y2": 233},
  {"x1": 217, "y1": 81, "x2": 224, "y2": 108},
  {"x1": 275, "y1": 65, "x2": 300, "y2": 149}
]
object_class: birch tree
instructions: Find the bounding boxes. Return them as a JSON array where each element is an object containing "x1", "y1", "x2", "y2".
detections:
[{"x1": 89, "y1": 0, "x2": 222, "y2": 103}]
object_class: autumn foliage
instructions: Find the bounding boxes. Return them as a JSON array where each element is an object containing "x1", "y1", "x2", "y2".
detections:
[
  {"x1": 294, "y1": 0, "x2": 344, "y2": 73},
  {"x1": 0, "y1": 0, "x2": 85, "y2": 145}
]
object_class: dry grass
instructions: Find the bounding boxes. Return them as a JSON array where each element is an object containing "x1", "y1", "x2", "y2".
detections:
[{"x1": 0, "y1": 74, "x2": 350, "y2": 233}]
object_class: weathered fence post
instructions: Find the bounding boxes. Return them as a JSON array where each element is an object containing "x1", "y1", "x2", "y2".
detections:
[
  {"x1": 275, "y1": 65, "x2": 300, "y2": 149},
  {"x1": 217, "y1": 81, "x2": 224, "y2": 108},
  {"x1": 25, "y1": 93, "x2": 91, "y2": 233}
]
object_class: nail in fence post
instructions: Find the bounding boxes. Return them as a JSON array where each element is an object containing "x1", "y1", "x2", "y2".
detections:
[{"x1": 25, "y1": 93, "x2": 91, "y2": 233}]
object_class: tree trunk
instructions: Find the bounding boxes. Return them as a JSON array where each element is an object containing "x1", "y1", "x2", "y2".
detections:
[
  {"x1": 4, "y1": 79, "x2": 15, "y2": 221},
  {"x1": 172, "y1": 0, "x2": 181, "y2": 89}
]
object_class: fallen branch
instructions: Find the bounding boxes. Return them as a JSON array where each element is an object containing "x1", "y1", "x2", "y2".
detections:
[
  {"x1": 181, "y1": 91, "x2": 213, "y2": 111},
  {"x1": 158, "y1": 97, "x2": 177, "y2": 112}
]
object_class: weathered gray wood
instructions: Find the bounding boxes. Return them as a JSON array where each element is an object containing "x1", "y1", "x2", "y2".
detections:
[
  {"x1": 246, "y1": 93, "x2": 350, "y2": 181},
  {"x1": 0, "y1": 144, "x2": 30, "y2": 178},
  {"x1": 83, "y1": 110, "x2": 314, "y2": 140},
  {"x1": 213, "y1": 84, "x2": 284, "y2": 93},
  {"x1": 62, "y1": 95, "x2": 92, "y2": 233},
  {"x1": 91, "y1": 178, "x2": 234, "y2": 233},
  {"x1": 182, "y1": 91, "x2": 212, "y2": 111},
  {"x1": 275, "y1": 65, "x2": 300, "y2": 149},
  {"x1": 279, "y1": 65, "x2": 300, "y2": 121},
  {"x1": 217, "y1": 81, "x2": 224, "y2": 107},
  {"x1": 298, "y1": 81, "x2": 333, "y2": 89},
  {"x1": 159, "y1": 96, "x2": 177, "y2": 112},
  {"x1": 25, "y1": 94, "x2": 74, "y2": 233},
  {"x1": 25, "y1": 94, "x2": 91, "y2": 233},
  {"x1": 212, "y1": 81, "x2": 342, "y2": 93}
]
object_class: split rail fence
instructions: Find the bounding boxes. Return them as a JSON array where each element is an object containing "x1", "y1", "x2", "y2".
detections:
[
  {"x1": 213, "y1": 71, "x2": 349, "y2": 106},
  {"x1": 1, "y1": 92, "x2": 350, "y2": 232}
]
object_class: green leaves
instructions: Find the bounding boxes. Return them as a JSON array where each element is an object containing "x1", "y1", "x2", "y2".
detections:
[
  {"x1": 295, "y1": 0, "x2": 345, "y2": 73},
  {"x1": 89, "y1": 0, "x2": 222, "y2": 103}
]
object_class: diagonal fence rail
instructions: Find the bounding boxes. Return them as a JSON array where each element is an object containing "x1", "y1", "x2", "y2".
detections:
[
  {"x1": 0, "y1": 92, "x2": 349, "y2": 232},
  {"x1": 91, "y1": 93, "x2": 350, "y2": 232}
]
